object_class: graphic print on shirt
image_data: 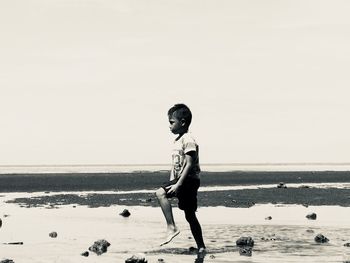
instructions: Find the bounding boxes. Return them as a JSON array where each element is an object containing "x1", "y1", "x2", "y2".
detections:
[{"x1": 172, "y1": 150, "x2": 184, "y2": 179}]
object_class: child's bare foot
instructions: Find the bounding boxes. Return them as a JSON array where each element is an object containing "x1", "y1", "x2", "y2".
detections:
[{"x1": 160, "y1": 227, "x2": 180, "y2": 246}]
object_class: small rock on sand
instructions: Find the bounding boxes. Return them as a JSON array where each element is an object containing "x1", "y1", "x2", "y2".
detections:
[
  {"x1": 81, "y1": 251, "x2": 89, "y2": 257},
  {"x1": 49, "y1": 232, "x2": 58, "y2": 238},
  {"x1": 277, "y1": 182, "x2": 287, "y2": 188},
  {"x1": 0, "y1": 259, "x2": 15, "y2": 263},
  {"x1": 314, "y1": 234, "x2": 329, "y2": 243},
  {"x1": 89, "y1": 239, "x2": 111, "y2": 255},
  {"x1": 0, "y1": 218, "x2": 2, "y2": 228},
  {"x1": 344, "y1": 243, "x2": 350, "y2": 247},
  {"x1": 120, "y1": 209, "x2": 131, "y2": 217},
  {"x1": 236, "y1": 237, "x2": 254, "y2": 247},
  {"x1": 306, "y1": 213, "x2": 317, "y2": 220},
  {"x1": 125, "y1": 253, "x2": 147, "y2": 263},
  {"x1": 265, "y1": 216, "x2": 272, "y2": 220}
]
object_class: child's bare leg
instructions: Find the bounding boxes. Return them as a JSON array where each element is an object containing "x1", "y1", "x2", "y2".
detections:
[
  {"x1": 156, "y1": 187, "x2": 180, "y2": 245},
  {"x1": 184, "y1": 209, "x2": 205, "y2": 250}
]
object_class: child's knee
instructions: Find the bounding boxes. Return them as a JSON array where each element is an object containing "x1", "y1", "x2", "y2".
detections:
[{"x1": 155, "y1": 187, "x2": 166, "y2": 199}]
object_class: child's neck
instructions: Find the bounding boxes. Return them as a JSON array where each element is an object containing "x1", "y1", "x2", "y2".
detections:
[{"x1": 175, "y1": 129, "x2": 188, "y2": 141}]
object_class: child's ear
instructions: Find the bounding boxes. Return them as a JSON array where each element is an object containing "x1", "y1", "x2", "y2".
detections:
[{"x1": 180, "y1": 118, "x2": 186, "y2": 126}]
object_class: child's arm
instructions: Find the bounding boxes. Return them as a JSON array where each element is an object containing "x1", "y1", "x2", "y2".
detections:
[
  {"x1": 166, "y1": 151, "x2": 195, "y2": 194},
  {"x1": 170, "y1": 167, "x2": 175, "y2": 181}
]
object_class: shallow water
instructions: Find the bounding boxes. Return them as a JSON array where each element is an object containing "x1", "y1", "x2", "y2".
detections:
[{"x1": 1, "y1": 201, "x2": 350, "y2": 263}]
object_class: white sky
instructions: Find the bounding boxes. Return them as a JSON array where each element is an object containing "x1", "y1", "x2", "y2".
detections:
[{"x1": 1, "y1": 0, "x2": 350, "y2": 165}]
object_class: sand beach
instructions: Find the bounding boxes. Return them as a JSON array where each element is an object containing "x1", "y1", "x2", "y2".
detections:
[{"x1": 1, "y1": 169, "x2": 350, "y2": 262}]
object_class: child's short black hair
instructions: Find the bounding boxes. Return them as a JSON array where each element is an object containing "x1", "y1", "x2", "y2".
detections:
[{"x1": 168, "y1": 103, "x2": 192, "y2": 127}]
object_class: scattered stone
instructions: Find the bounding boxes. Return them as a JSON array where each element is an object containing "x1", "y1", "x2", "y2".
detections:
[
  {"x1": 314, "y1": 234, "x2": 329, "y2": 243},
  {"x1": 89, "y1": 239, "x2": 111, "y2": 255},
  {"x1": 306, "y1": 229, "x2": 315, "y2": 233},
  {"x1": 81, "y1": 251, "x2": 89, "y2": 257},
  {"x1": 120, "y1": 209, "x2": 131, "y2": 217},
  {"x1": 302, "y1": 203, "x2": 309, "y2": 208},
  {"x1": 247, "y1": 201, "x2": 255, "y2": 207},
  {"x1": 3, "y1": 215, "x2": 9, "y2": 218},
  {"x1": 0, "y1": 260, "x2": 15, "y2": 263},
  {"x1": 209, "y1": 255, "x2": 216, "y2": 259},
  {"x1": 49, "y1": 232, "x2": 58, "y2": 238},
  {"x1": 44, "y1": 191, "x2": 50, "y2": 194},
  {"x1": 300, "y1": 185, "x2": 310, "y2": 188},
  {"x1": 125, "y1": 253, "x2": 147, "y2": 263},
  {"x1": 265, "y1": 216, "x2": 272, "y2": 220},
  {"x1": 306, "y1": 213, "x2": 317, "y2": 220},
  {"x1": 239, "y1": 246, "x2": 252, "y2": 256},
  {"x1": 344, "y1": 243, "x2": 350, "y2": 247},
  {"x1": 277, "y1": 182, "x2": 287, "y2": 188},
  {"x1": 236, "y1": 237, "x2": 254, "y2": 247},
  {"x1": 0, "y1": 218, "x2": 2, "y2": 228},
  {"x1": 157, "y1": 259, "x2": 164, "y2": 262}
]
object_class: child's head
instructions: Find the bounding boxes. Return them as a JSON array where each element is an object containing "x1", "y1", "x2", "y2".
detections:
[{"x1": 168, "y1": 104, "x2": 192, "y2": 134}]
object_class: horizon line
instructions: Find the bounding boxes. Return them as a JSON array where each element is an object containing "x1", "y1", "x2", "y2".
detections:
[{"x1": 1, "y1": 162, "x2": 350, "y2": 167}]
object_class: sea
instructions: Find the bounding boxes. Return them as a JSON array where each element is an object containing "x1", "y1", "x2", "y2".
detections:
[{"x1": 1, "y1": 163, "x2": 350, "y2": 174}]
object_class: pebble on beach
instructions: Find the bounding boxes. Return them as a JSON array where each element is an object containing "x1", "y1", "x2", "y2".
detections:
[
  {"x1": 49, "y1": 232, "x2": 58, "y2": 238},
  {"x1": 265, "y1": 216, "x2": 272, "y2": 220},
  {"x1": 236, "y1": 237, "x2": 255, "y2": 247},
  {"x1": 306, "y1": 213, "x2": 317, "y2": 220},
  {"x1": 314, "y1": 234, "x2": 329, "y2": 243},
  {"x1": 125, "y1": 253, "x2": 147, "y2": 263},
  {"x1": 236, "y1": 237, "x2": 254, "y2": 256},
  {"x1": 88, "y1": 239, "x2": 111, "y2": 255},
  {"x1": 0, "y1": 260, "x2": 15, "y2": 263},
  {"x1": 344, "y1": 243, "x2": 350, "y2": 247},
  {"x1": 277, "y1": 182, "x2": 287, "y2": 188},
  {"x1": 81, "y1": 251, "x2": 89, "y2": 257},
  {"x1": 0, "y1": 218, "x2": 2, "y2": 228},
  {"x1": 120, "y1": 209, "x2": 131, "y2": 217}
]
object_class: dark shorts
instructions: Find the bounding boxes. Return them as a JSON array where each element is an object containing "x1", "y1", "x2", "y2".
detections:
[{"x1": 161, "y1": 177, "x2": 200, "y2": 211}]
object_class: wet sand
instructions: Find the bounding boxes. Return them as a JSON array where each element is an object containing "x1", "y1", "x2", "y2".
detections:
[
  {"x1": 1, "y1": 171, "x2": 350, "y2": 262},
  {"x1": 1, "y1": 201, "x2": 350, "y2": 263}
]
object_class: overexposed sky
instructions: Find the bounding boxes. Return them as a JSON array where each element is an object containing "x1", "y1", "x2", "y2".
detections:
[{"x1": 1, "y1": 0, "x2": 350, "y2": 165}]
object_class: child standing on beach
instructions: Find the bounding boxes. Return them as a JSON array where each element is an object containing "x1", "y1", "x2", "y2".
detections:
[{"x1": 156, "y1": 104, "x2": 206, "y2": 253}]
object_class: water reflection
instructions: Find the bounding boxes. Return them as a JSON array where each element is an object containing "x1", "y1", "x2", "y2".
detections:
[{"x1": 194, "y1": 251, "x2": 206, "y2": 263}]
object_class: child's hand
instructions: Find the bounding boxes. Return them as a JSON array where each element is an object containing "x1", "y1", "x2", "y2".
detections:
[{"x1": 166, "y1": 183, "x2": 180, "y2": 195}]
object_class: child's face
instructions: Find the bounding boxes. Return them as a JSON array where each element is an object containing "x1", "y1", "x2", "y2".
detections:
[{"x1": 168, "y1": 115, "x2": 185, "y2": 135}]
